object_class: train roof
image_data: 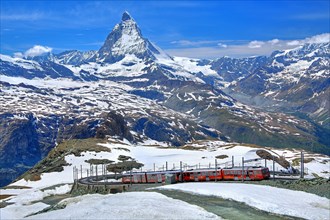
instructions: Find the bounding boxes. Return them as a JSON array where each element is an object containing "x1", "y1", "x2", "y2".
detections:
[
  {"x1": 222, "y1": 166, "x2": 267, "y2": 171},
  {"x1": 124, "y1": 166, "x2": 268, "y2": 175},
  {"x1": 124, "y1": 170, "x2": 182, "y2": 175}
]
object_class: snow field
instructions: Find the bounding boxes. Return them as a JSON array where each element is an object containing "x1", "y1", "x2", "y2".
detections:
[
  {"x1": 1, "y1": 184, "x2": 71, "y2": 219},
  {"x1": 157, "y1": 182, "x2": 330, "y2": 220},
  {"x1": 24, "y1": 192, "x2": 221, "y2": 220},
  {"x1": 1, "y1": 139, "x2": 329, "y2": 220}
]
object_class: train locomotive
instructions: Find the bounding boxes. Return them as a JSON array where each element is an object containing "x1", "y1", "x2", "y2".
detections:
[{"x1": 122, "y1": 166, "x2": 270, "y2": 184}]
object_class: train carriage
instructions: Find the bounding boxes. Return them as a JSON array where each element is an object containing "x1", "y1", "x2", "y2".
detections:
[
  {"x1": 146, "y1": 173, "x2": 166, "y2": 183},
  {"x1": 121, "y1": 166, "x2": 270, "y2": 184},
  {"x1": 222, "y1": 166, "x2": 270, "y2": 181},
  {"x1": 122, "y1": 171, "x2": 175, "y2": 183},
  {"x1": 182, "y1": 169, "x2": 222, "y2": 182},
  {"x1": 122, "y1": 172, "x2": 148, "y2": 183}
]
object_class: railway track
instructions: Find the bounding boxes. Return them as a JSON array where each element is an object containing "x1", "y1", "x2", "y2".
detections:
[
  {"x1": 77, "y1": 171, "x2": 300, "y2": 186},
  {"x1": 78, "y1": 174, "x2": 124, "y2": 185}
]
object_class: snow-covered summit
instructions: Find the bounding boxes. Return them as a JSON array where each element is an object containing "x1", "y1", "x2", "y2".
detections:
[
  {"x1": 97, "y1": 11, "x2": 171, "y2": 63},
  {"x1": 121, "y1": 11, "x2": 133, "y2": 21},
  {"x1": 271, "y1": 42, "x2": 330, "y2": 60}
]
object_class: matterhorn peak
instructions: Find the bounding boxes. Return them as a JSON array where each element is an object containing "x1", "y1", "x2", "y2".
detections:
[
  {"x1": 97, "y1": 11, "x2": 171, "y2": 63},
  {"x1": 122, "y1": 11, "x2": 133, "y2": 21}
]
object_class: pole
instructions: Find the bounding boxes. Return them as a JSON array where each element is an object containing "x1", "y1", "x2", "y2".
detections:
[
  {"x1": 130, "y1": 166, "x2": 132, "y2": 185},
  {"x1": 96, "y1": 165, "x2": 98, "y2": 180},
  {"x1": 272, "y1": 155, "x2": 275, "y2": 180},
  {"x1": 265, "y1": 159, "x2": 267, "y2": 168},
  {"x1": 302, "y1": 151, "x2": 304, "y2": 178},
  {"x1": 242, "y1": 157, "x2": 244, "y2": 182},
  {"x1": 80, "y1": 165, "x2": 82, "y2": 179},
  {"x1": 102, "y1": 164, "x2": 105, "y2": 183},
  {"x1": 300, "y1": 151, "x2": 304, "y2": 179},
  {"x1": 180, "y1": 161, "x2": 183, "y2": 182},
  {"x1": 215, "y1": 159, "x2": 217, "y2": 182},
  {"x1": 166, "y1": 161, "x2": 168, "y2": 171},
  {"x1": 102, "y1": 163, "x2": 107, "y2": 189},
  {"x1": 105, "y1": 166, "x2": 108, "y2": 183},
  {"x1": 154, "y1": 163, "x2": 155, "y2": 172},
  {"x1": 232, "y1": 156, "x2": 234, "y2": 168}
]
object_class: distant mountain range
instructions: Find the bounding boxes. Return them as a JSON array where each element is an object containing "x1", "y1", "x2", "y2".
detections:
[{"x1": 0, "y1": 11, "x2": 329, "y2": 186}]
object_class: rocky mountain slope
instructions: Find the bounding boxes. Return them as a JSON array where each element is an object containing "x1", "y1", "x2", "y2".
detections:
[
  {"x1": 0, "y1": 12, "x2": 329, "y2": 186},
  {"x1": 223, "y1": 43, "x2": 329, "y2": 129}
]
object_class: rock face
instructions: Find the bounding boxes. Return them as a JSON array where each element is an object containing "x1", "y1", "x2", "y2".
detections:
[
  {"x1": 228, "y1": 43, "x2": 330, "y2": 129},
  {"x1": 0, "y1": 11, "x2": 329, "y2": 186},
  {"x1": 0, "y1": 114, "x2": 41, "y2": 187},
  {"x1": 97, "y1": 11, "x2": 169, "y2": 63},
  {"x1": 209, "y1": 56, "x2": 268, "y2": 83},
  {"x1": 0, "y1": 111, "x2": 139, "y2": 186}
]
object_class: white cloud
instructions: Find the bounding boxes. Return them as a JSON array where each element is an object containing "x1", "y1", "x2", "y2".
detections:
[
  {"x1": 218, "y1": 43, "x2": 228, "y2": 48},
  {"x1": 248, "y1": 41, "x2": 265, "y2": 48},
  {"x1": 287, "y1": 33, "x2": 330, "y2": 46},
  {"x1": 287, "y1": 40, "x2": 301, "y2": 46},
  {"x1": 165, "y1": 45, "x2": 275, "y2": 59},
  {"x1": 171, "y1": 40, "x2": 221, "y2": 47},
  {"x1": 305, "y1": 33, "x2": 330, "y2": 44},
  {"x1": 166, "y1": 33, "x2": 329, "y2": 59},
  {"x1": 13, "y1": 52, "x2": 24, "y2": 58},
  {"x1": 24, "y1": 45, "x2": 53, "y2": 57},
  {"x1": 269, "y1": 39, "x2": 280, "y2": 45}
]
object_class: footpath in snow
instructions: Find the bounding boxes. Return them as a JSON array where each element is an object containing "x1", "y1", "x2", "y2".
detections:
[{"x1": 157, "y1": 182, "x2": 330, "y2": 220}]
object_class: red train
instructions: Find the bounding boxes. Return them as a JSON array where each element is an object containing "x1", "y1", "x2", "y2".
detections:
[{"x1": 122, "y1": 166, "x2": 270, "y2": 184}]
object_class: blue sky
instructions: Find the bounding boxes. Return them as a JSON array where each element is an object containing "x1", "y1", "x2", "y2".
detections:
[{"x1": 1, "y1": 0, "x2": 329, "y2": 58}]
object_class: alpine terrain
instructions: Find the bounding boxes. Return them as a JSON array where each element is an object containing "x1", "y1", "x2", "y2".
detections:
[{"x1": 0, "y1": 11, "x2": 329, "y2": 187}]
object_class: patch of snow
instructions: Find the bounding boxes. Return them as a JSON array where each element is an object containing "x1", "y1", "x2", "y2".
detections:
[
  {"x1": 158, "y1": 183, "x2": 330, "y2": 220},
  {"x1": 26, "y1": 192, "x2": 220, "y2": 219},
  {"x1": 0, "y1": 54, "x2": 43, "y2": 71},
  {"x1": 173, "y1": 57, "x2": 218, "y2": 76},
  {"x1": 1, "y1": 202, "x2": 49, "y2": 220}
]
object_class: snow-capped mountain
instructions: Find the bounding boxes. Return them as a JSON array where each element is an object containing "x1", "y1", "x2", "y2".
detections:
[
  {"x1": 97, "y1": 11, "x2": 171, "y2": 63},
  {"x1": 0, "y1": 54, "x2": 78, "y2": 79},
  {"x1": 54, "y1": 50, "x2": 97, "y2": 65},
  {"x1": 0, "y1": 12, "x2": 329, "y2": 187},
  {"x1": 227, "y1": 43, "x2": 330, "y2": 129},
  {"x1": 209, "y1": 56, "x2": 268, "y2": 83}
]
